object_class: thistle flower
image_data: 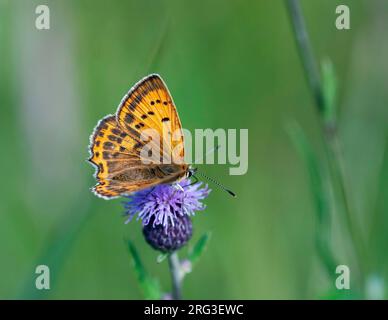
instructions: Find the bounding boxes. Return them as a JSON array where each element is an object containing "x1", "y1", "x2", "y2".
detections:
[{"x1": 123, "y1": 179, "x2": 210, "y2": 252}]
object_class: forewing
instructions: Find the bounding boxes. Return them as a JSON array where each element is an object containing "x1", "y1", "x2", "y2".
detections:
[{"x1": 116, "y1": 74, "x2": 185, "y2": 164}]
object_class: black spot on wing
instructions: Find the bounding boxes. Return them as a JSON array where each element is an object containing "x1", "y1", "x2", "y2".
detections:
[
  {"x1": 103, "y1": 141, "x2": 115, "y2": 150},
  {"x1": 125, "y1": 113, "x2": 134, "y2": 124}
]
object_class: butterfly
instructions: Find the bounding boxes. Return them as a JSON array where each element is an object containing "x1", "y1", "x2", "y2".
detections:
[{"x1": 88, "y1": 74, "x2": 193, "y2": 199}]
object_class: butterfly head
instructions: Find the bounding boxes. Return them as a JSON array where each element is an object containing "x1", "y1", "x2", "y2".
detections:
[{"x1": 187, "y1": 166, "x2": 197, "y2": 178}]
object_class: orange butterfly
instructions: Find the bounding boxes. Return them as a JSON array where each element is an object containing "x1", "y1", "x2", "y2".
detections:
[{"x1": 88, "y1": 74, "x2": 191, "y2": 199}]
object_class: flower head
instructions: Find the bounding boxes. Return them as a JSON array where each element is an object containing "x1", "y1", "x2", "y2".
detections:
[
  {"x1": 123, "y1": 179, "x2": 210, "y2": 252},
  {"x1": 124, "y1": 179, "x2": 210, "y2": 228}
]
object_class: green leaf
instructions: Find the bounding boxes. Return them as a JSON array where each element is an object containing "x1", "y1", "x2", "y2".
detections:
[
  {"x1": 188, "y1": 232, "x2": 211, "y2": 266},
  {"x1": 127, "y1": 240, "x2": 161, "y2": 300},
  {"x1": 321, "y1": 58, "x2": 337, "y2": 125}
]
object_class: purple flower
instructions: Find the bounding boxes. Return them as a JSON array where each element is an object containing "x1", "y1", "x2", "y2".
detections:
[
  {"x1": 123, "y1": 179, "x2": 211, "y2": 229},
  {"x1": 124, "y1": 179, "x2": 211, "y2": 252}
]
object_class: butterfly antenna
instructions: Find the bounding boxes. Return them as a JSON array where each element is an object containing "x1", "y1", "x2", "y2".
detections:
[{"x1": 194, "y1": 171, "x2": 236, "y2": 198}]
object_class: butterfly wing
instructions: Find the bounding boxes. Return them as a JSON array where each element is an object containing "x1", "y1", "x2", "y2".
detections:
[
  {"x1": 116, "y1": 74, "x2": 185, "y2": 164},
  {"x1": 88, "y1": 75, "x2": 187, "y2": 199}
]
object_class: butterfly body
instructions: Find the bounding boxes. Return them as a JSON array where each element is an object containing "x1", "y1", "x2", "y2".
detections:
[{"x1": 88, "y1": 74, "x2": 188, "y2": 199}]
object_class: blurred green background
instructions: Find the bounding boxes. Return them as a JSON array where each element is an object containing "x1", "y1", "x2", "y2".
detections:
[{"x1": 0, "y1": 0, "x2": 387, "y2": 299}]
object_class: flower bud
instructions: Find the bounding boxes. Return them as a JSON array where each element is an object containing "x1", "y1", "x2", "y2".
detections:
[{"x1": 143, "y1": 215, "x2": 193, "y2": 252}]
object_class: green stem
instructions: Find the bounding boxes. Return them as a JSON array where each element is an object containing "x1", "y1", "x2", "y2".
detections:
[
  {"x1": 285, "y1": 0, "x2": 324, "y2": 113},
  {"x1": 168, "y1": 252, "x2": 182, "y2": 300},
  {"x1": 325, "y1": 132, "x2": 366, "y2": 284},
  {"x1": 285, "y1": 0, "x2": 365, "y2": 288}
]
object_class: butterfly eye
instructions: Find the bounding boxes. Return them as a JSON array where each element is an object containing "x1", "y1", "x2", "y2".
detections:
[{"x1": 188, "y1": 168, "x2": 197, "y2": 177}]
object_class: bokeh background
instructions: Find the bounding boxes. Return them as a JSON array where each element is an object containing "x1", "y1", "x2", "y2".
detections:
[{"x1": 0, "y1": 0, "x2": 387, "y2": 299}]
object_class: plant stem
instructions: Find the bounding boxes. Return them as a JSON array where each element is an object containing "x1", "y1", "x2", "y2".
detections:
[
  {"x1": 285, "y1": 0, "x2": 324, "y2": 113},
  {"x1": 285, "y1": 0, "x2": 365, "y2": 287},
  {"x1": 168, "y1": 252, "x2": 182, "y2": 300},
  {"x1": 325, "y1": 133, "x2": 366, "y2": 281}
]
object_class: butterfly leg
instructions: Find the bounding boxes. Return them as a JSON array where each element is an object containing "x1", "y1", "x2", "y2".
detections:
[
  {"x1": 172, "y1": 183, "x2": 185, "y2": 192},
  {"x1": 184, "y1": 175, "x2": 199, "y2": 188}
]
